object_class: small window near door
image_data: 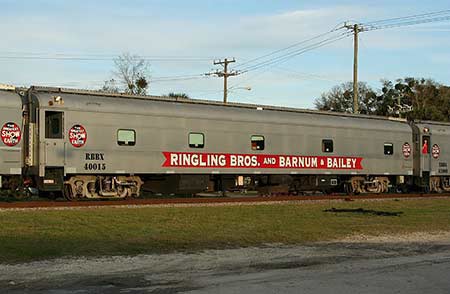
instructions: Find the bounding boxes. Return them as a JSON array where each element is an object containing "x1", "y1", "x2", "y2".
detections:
[
  {"x1": 322, "y1": 139, "x2": 333, "y2": 153},
  {"x1": 384, "y1": 143, "x2": 393, "y2": 155},
  {"x1": 45, "y1": 111, "x2": 63, "y2": 139},
  {"x1": 251, "y1": 135, "x2": 265, "y2": 150},
  {"x1": 117, "y1": 129, "x2": 136, "y2": 146}
]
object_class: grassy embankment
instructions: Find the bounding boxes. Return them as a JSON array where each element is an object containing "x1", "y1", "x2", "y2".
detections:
[{"x1": 1, "y1": 198, "x2": 450, "y2": 263}]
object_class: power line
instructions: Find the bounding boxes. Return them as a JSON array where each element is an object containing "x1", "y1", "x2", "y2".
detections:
[
  {"x1": 359, "y1": 9, "x2": 450, "y2": 31},
  {"x1": 229, "y1": 36, "x2": 351, "y2": 89},
  {"x1": 228, "y1": 67, "x2": 270, "y2": 92},
  {"x1": 237, "y1": 27, "x2": 345, "y2": 69},
  {"x1": 227, "y1": 24, "x2": 352, "y2": 90},
  {"x1": 6, "y1": 74, "x2": 212, "y2": 88},
  {"x1": 151, "y1": 74, "x2": 209, "y2": 82},
  {"x1": 238, "y1": 32, "x2": 352, "y2": 73},
  {"x1": 363, "y1": 16, "x2": 450, "y2": 31},
  {"x1": 228, "y1": 22, "x2": 352, "y2": 78},
  {"x1": 272, "y1": 66, "x2": 344, "y2": 82},
  {"x1": 363, "y1": 9, "x2": 450, "y2": 25},
  {"x1": 0, "y1": 54, "x2": 216, "y2": 62}
]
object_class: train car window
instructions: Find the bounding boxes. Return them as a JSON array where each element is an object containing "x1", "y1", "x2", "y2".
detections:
[
  {"x1": 117, "y1": 129, "x2": 136, "y2": 146},
  {"x1": 384, "y1": 143, "x2": 394, "y2": 155},
  {"x1": 189, "y1": 133, "x2": 204, "y2": 148},
  {"x1": 322, "y1": 139, "x2": 333, "y2": 153},
  {"x1": 45, "y1": 111, "x2": 63, "y2": 139},
  {"x1": 251, "y1": 135, "x2": 265, "y2": 150}
]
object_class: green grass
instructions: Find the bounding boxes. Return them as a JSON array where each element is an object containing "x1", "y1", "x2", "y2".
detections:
[{"x1": 1, "y1": 198, "x2": 450, "y2": 263}]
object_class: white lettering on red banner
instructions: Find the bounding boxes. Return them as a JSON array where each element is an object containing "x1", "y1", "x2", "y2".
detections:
[
  {"x1": 69, "y1": 124, "x2": 87, "y2": 148},
  {"x1": 162, "y1": 152, "x2": 363, "y2": 170},
  {"x1": 1, "y1": 122, "x2": 21, "y2": 147}
]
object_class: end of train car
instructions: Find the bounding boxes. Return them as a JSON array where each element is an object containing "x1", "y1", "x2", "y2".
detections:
[{"x1": 0, "y1": 86, "x2": 25, "y2": 194}]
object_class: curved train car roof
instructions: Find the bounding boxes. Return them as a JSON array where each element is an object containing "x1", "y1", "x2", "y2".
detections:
[
  {"x1": 414, "y1": 120, "x2": 450, "y2": 136},
  {"x1": 30, "y1": 86, "x2": 411, "y2": 132},
  {"x1": 0, "y1": 89, "x2": 22, "y2": 109},
  {"x1": 414, "y1": 120, "x2": 450, "y2": 127}
]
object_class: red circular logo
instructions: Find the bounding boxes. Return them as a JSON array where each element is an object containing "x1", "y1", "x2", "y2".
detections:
[
  {"x1": 402, "y1": 142, "x2": 411, "y2": 158},
  {"x1": 432, "y1": 144, "x2": 440, "y2": 159},
  {"x1": 1, "y1": 122, "x2": 21, "y2": 147},
  {"x1": 69, "y1": 125, "x2": 87, "y2": 148}
]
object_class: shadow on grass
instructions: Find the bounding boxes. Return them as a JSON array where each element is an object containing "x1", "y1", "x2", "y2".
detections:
[{"x1": 324, "y1": 207, "x2": 403, "y2": 217}]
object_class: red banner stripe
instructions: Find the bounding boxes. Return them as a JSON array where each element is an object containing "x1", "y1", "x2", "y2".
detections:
[{"x1": 163, "y1": 152, "x2": 363, "y2": 170}]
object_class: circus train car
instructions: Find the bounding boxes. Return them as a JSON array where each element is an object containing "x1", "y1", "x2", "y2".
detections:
[
  {"x1": 25, "y1": 86, "x2": 414, "y2": 199},
  {"x1": 1, "y1": 85, "x2": 448, "y2": 199}
]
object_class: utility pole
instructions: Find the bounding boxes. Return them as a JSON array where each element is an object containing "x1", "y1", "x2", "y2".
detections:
[
  {"x1": 344, "y1": 23, "x2": 364, "y2": 114},
  {"x1": 206, "y1": 58, "x2": 239, "y2": 103}
]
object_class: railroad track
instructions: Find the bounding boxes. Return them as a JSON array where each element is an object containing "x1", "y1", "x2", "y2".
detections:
[{"x1": 0, "y1": 193, "x2": 449, "y2": 209}]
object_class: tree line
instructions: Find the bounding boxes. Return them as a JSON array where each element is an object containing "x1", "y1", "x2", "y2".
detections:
[{"x1": 315, "y1": 78, "x2": 450, "y2": 122}]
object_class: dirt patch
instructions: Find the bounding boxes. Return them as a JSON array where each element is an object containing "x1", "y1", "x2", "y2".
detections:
[
  {"x1": 337, "y1": 231, "x2": 450, "y2": 244},
  {"x1": 1, "y1": 231, "x2": 449, "y2": 278},
  {"x1": 1, "y1": 232, "x2": 450, "y2": 293}
]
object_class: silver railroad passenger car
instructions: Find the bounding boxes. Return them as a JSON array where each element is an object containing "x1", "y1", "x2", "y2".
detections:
[{"x1": 1, "y1": 85, "x2": 449, "y2": 199}]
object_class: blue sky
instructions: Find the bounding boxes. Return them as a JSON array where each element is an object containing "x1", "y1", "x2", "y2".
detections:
[{"x1": 1, "y1": 0, "x2": 449, "y2": 108}]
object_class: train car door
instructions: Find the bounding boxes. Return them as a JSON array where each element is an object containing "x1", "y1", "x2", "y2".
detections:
[
  {"x1": 42, "y1": 111, "x2": 65, "y2": 167},
  {"x1": 421, "y1": 135, "x2": 431, "y2": 173}
]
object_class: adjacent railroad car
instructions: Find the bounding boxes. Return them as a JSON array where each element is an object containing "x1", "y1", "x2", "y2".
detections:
[
  {"x1": 0, "y1": 87, "x2": 23, "y2": 191},
  {"x1": 412, "y1": 121, "x2": 450, "y2": 192}
]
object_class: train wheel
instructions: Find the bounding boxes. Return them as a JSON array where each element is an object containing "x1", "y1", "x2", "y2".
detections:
[
  {"x1": 117, "y1": 185, "x2": 129, "y2": 198},
  {"x1": 430, "y1": 177, "x2": 442, "y2": 193},
  {"x1": 13, "y1": 187, "x2": 31, "y2": 200},
  {"x1": 344, "y1": 182, "x2": 354, "y2": 196},
  {"x1": 395, "y1": 184, "x2": 409, "y2": 194},
  {"x1": 12, "y1": 180, "x2": 31, "y2": 199},
  {"x1": 371, "y1": 181, "x2": 382, "y2": 194},
  {"x1": 350, "y1": 177, "x2": 364, "y2": 194},
  {"x1": 321, "y1": 189, "x2": 332, "y2": 195},
  {"x1": 63, "y1": 184, "x2": 77, "y2": 201},
  {"x1": 442, "y1": 177, "x2": 450, "y2": 192}
]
